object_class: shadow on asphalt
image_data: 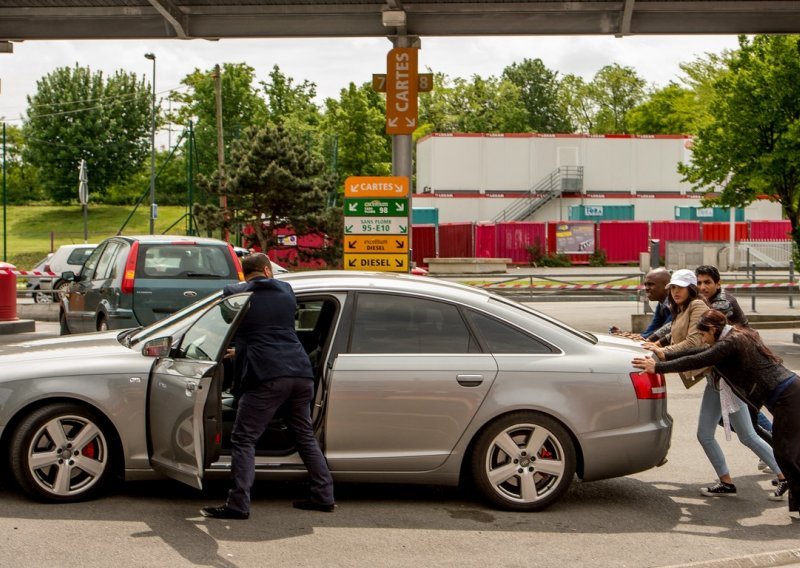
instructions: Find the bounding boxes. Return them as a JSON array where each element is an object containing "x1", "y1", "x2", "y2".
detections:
[{"x1": 1, "y1": 473, "x2": 797, "y2": 567}]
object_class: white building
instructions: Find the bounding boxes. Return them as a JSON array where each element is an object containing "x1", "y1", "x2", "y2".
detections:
[{"x1": 413, "y1": 133, "x2": 782, "y2": 224}]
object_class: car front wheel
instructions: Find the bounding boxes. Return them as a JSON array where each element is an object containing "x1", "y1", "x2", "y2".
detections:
[
  {"x1": 54, "y1": 280, "x2": 71, "y2": 300},
  {"x1": 9, "y1": 403, "x2": 114, "y2": 502},
  {"x1": 471, "y1": 411, "x2": 576, "y2": 511}
]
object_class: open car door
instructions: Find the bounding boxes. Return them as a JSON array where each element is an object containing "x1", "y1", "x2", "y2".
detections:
[{"x1": 147, "y1": 293, "x2": 251, "y2": 489}]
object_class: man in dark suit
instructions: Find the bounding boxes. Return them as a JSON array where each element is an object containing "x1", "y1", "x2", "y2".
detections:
[{"x1": 201, "y1": 253, "x2": 334, "y2": 519}]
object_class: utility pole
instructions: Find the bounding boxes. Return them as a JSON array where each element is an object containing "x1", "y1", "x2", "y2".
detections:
[
  {"x1": 213, "y1": 64, "x2": 228, "y2": 241},
  {"x1": 144, "y1": 52, "x2": 157, "y2": 235}
]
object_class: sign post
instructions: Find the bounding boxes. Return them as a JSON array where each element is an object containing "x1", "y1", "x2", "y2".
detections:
[
  {"x1": 78, "y1": 159, "x2": 89, "y2": 243},
  {"x1": 343, "y1": 176, "x2": 410, "y2": 272}
]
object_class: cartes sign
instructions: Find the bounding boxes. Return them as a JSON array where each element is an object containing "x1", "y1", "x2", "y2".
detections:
[
  {"x1": 345, "y1": 235, "x2": 409, "y2": 253},
  {"x1": 344, "y1": 176, "x2": 409, "y2": 198},
  {"x1": 386, "y1": 47, "x2": 419, "y2": 135},
  {"x1": 343, "y1": 176, "x2": 410, "y2": 273}
]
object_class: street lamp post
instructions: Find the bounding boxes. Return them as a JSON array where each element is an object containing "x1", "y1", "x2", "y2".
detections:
[{"x1": 144, "y1": 53, "x2": 157, "y2": 235}]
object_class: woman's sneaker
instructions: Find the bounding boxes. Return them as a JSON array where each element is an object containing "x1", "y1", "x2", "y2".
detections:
[
  {"x1": 701, "y1": 481, "x2": 737, "y2": 497},
  {"x1": 768, "y1": 480, "x2": 789, "y2": 501}
]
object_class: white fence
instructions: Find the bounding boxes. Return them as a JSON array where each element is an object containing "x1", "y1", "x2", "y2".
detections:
[{"x1": 667, "y1": 240, "x2": 795, "y2": 270}]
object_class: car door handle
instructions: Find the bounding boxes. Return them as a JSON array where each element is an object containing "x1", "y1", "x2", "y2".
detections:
[{"x1": 456, "y1": 374, "x2": 484, "y2": 387}]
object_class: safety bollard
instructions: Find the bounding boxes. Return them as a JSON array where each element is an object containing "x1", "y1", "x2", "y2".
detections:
[
  {"x1": 0, "y1": 262, "x2": 18, "y2": 321},
  {"x1": 790, "y1": 261, "x2": 795, "y2": 309},
  {"x1": 751, "y1": 263, "x2": 757, "y2": 313}
]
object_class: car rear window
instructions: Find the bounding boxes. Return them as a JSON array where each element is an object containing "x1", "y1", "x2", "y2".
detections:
[{"x1": 137, "y1": 244, "x2": 236, "y2": 279}]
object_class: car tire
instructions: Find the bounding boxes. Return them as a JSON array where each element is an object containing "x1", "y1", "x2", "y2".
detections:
[
  {"x1": 9, "y1": 403, "x2": 114, "y2": 502},
  {"x1": 471, "y1": 411, "x2": 576, "y2": 511},
  {"x1": 59, "y1": 311, "x2": 71, "y2": 336},
  {"x1": 97, "y1": 316, "x2": 108, "y2": 332}
]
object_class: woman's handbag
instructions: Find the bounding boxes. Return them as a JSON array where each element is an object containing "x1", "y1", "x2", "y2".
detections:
[{"x1": 679, "y1": 367, "x2": 711, "y2": 389}]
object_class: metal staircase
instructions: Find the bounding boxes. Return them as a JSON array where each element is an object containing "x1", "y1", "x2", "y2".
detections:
[{"x1": 491, "y1": 166, "x2": 583, "y2": 222}]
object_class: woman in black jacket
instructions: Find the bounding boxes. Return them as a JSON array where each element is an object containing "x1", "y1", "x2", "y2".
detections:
[{"x1": 633, "y1": 309, "x2": 799, "y2": 517}]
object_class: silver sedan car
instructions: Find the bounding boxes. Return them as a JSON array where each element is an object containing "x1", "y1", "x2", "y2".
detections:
[{"x1": 0, "y1": 272, "x2": 671, "y2": 511}]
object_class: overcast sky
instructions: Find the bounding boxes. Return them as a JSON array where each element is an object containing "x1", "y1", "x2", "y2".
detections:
[{"x1": 0, "y1": 34, "x2": 740, "y2": 127}]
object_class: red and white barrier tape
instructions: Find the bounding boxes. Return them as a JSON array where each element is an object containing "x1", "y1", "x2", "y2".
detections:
[
  {"x1": 481, "y1": 282, "x2": 798, "y2": 290},
  {"x1": 0, "y1": 269, "x2": 58, "y2": 277}
]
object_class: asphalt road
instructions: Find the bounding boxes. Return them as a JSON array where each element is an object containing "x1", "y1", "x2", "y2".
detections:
[{"x1": 1, "y1": 300, "x2": 799, "y2": 568}]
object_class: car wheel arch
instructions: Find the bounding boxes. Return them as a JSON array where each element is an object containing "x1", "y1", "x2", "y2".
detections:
[
  {"x1": 466, "y1": 409, "x2": 583, "y2": 511},
  {"x1": 2, "y1": 397, "x2": 125, "y2": 484},
  {"x1": 460, "y1": 409, "x2": 585, "y2": 485}
]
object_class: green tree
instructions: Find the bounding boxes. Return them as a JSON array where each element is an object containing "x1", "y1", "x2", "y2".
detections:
[
  {"x1": 560, "y1": 74, "x2": 595, "y2": 133},
  {"x1": 260, "y1": 65, "x2": 321, "y2": 133},
  {"x1": 627, "y1": 52, "x2": 731, "y2": 135},
  {"x1": 170, "y1": 63, "x2": 268, "y2": 178},
  {"x1": 589, "y1": 64, "x2": 646, "y2": 133},
  {"x1": 319, "y1": 82, "x2": 391, "y2": 186},
  {"x1": 105, "y1": 149, "x2": 190, "y2": 206},
  {"x1": 502, "y1": 58, "x2": 572, "y2": 132},
  {"x1": 449, "y1": 75, "x2": 529, "y2": 133},
  {"x1": 678, "y1": 35, "x2": 800, "y2": 252},
  {"x1": 626, "y1": 84, "x2": 699, "y2": 134},
  {"x1": 213, "y1": 123, "x2": 340, "y2": 264},
  {"x1": 1, "y1": 123, "x2": 44, "y2": 204},
  {"x1": 417, "y1": 72, "x2": 458, "y2": 135},
  {"x1": 22, "y1": 65, "x2": 152, "y2": 202}
]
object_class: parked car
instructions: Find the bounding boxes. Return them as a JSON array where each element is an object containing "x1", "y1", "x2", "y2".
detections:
[
  {"x1": 58, "y1": 235, "x2": 243, "y2": 334},
  {"x1": 1, "y1": 271, "x2": 671, "y2": 509},
  {"x1": 25, "y1": 254, "x2": 52, "y2": 303},
  {"x1": 27, "y1": 245, "x2": 97, "y2": 304}
]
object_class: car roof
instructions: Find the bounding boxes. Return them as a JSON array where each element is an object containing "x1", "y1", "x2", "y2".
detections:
[
  {"x1": 55, "y1": 244, "x2": 97, "y2": 251},
  {"x1": 109, "y1": 235, "x2": 231, "y2": 246},
  {"x1": 280, "y1": 270, "x2": 494, "y2": 305}
]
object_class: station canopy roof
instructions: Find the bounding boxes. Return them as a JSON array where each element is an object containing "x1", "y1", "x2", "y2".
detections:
[{"x1": 2, "y1": 1, "x2": 800, "y2": 43}]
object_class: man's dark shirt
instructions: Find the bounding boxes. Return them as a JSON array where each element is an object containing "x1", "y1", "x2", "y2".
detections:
[
  {"x1": 223, "y1": 277, "x2": 314, "y2": 385},
  {"x1": 642, "y1": 300, "x2": 673, "y2": 339}
]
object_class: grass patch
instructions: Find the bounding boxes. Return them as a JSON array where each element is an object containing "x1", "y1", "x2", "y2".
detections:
[{"x1": 1, "y1": 204, "x2": 192, "y2": 268}]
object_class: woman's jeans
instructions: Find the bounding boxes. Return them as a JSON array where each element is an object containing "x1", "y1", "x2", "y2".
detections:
[{"x1": 697, "y1": 381, "x2": 781, "y2": 478}]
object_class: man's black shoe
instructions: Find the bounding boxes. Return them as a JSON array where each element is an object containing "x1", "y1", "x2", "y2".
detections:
[
  {"x1": 292, "y1": 499, "x2": 336, "y2": 512},
  {"x1": 200, "y1": 505, "x2": 249, "y2": 520}
]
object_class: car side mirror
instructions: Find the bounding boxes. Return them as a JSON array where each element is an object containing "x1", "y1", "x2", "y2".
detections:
[
  {"x1": 142, "y1": 337, "x2": 172, "y2": 358},
  {"x1": 61, "y1": 271, "x2": 76, "y2": 281}
]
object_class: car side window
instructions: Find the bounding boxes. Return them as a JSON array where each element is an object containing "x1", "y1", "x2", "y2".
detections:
[
  {"x1": 78, "y1": 245, "x2": 106, "y2": 283},
  {"x1": 177, "y1": 296, "x2": 248, "y2": 361},
  {"x1": 350, "y1": 293, "x2": 479, "y2": 354},
  {"x1": 93, "y1": 242, "x2": 121, "y2": 280},
  {"x1": 466, "y1": 310, "x2": 555, "y2": 354}
]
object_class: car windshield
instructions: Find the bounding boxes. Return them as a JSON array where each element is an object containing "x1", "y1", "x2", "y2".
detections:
[{"x1": 125, "y1": 290, "x2": 224, "y2": 347}]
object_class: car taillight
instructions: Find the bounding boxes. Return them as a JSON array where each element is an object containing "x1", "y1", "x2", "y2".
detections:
[
  {"x1": 630, "y1": 372, "x2": 667, "y2": 399},
  {"x1": 121, "y1": 241, "x2": 140, "y2": 294},
  {"x1": 228, "y1": 244, "x2": 245, "y2": 281}
]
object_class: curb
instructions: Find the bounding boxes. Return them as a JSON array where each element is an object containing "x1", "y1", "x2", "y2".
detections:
[{"x1": 664, "y1": 548, "x2": 800, "y2": 568}]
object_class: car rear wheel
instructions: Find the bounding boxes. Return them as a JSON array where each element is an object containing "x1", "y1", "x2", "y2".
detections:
[
  {"x1": 97, "y1": 316, "x2": 108, "y2": 332},
  {"x1": 471, "y1": 412, "x2": 576, "y2": 511},
  {"x1": 9, "y1": 403, "x2": 114, "y2": 502}
]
